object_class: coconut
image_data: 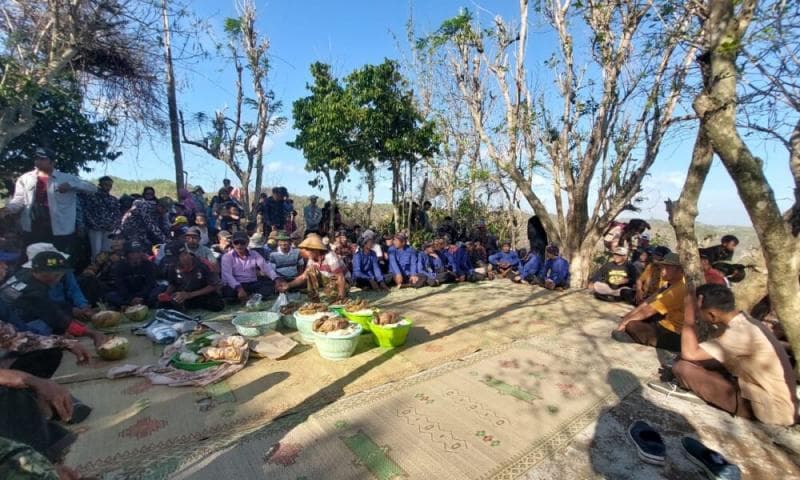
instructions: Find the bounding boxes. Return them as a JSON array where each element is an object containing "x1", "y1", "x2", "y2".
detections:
[
  {"x1": 124, "y1": 305, "x2": 149, "y2": 322},
  {"x1": 97, "y1": 337, "x2": 130, "y2": 361},
  {"x1": 91, "y1": 310, "x2": 122, "y2": 328}
]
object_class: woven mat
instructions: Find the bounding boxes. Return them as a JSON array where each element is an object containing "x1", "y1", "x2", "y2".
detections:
[
  {"x1": 166, "y1": 329, "x2": 652, "y2": 480},
  {"x1": 65, "y1": 285, "x2": 636, "y2": 478}
]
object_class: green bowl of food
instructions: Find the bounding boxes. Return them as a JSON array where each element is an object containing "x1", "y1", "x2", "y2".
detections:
[{"x1": 170, "y1": 353, "x2": 223, "y2": 371}]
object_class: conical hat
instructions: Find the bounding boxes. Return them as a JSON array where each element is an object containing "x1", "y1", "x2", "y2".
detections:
[{"x1": 298, "y1": 233, "x2": 327, "y2": 252}]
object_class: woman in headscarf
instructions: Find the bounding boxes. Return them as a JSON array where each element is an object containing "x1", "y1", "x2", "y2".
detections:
[
  {"x1": 178, "y1": 188, "x2": 198, "y2": 221},
  {"x1": 119, "y1": 199, "x2": 167, "y2": 248}
]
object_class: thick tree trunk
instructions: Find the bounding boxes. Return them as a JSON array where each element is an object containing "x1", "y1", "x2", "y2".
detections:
[
  {"x1": 568, "y1": 242, "x2": 597, "y2": 289},
  {"x1": 697, "y1": 0, "x2": 800, "y2": 372},
  {"x1": 391, "y1": 160, "x2": 401, "y2": 233},
  {"x1": 668, "y1": 128, "x2": 714, "y2": 287},
  {"x1": 162, "y1": 0, "x2": 184, "y2": 194}
]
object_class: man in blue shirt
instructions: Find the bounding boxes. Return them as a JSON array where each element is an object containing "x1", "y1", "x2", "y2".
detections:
[
  {"x1": 488, "y1": 242, "x2": 521, "y2": 279},
  {"x1": 389, "y1": 233, "x2": 424, "y2": 288},
  {"x1": 352, "y1": 237, "x2": 389, "y2": 291},
  {"x1": 539, "y1": 245, "x2": 570, "y2": 290},
  {"x1": 417, "y1": 242, "x2": 455, "y2": 287},
  {"x1": 446, "y1": 242, "x2": 488, "y2": 282},
  {"x1": 514, "y1": 252, "x2": 543, "y2": 284}
]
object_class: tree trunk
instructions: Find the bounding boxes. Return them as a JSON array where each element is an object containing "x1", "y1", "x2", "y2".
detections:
[
  {"x1": 391, "y1": 160, "x2": 401, "y2": 233},
  {"x1": 366, "y1": 169, "x2": 375, "y2": 227},
  {"x1": 668, "y1": 127, "x2": 713, "y2": 287},
  {"x1": 161, "y1": 0, "x2": 184, "y2": 194},
  {"x1": 568, "y1": 241, "x2": 597, "y2": 289},
  {"x1": 407, "y1": 161, "x2": 414, "y2": 233},
  {"x1": 697, "y1": 0, "x2": 800, "y2": 372},
  {"x1": 254, "y1": 153, "x2": 264, "y2": 202},
  {"x1": 324, "y1": 170, "x2": 336, "y2": 235},
  {"x1": 239, "y1": 173, "x2": 251, "y2": 219}
]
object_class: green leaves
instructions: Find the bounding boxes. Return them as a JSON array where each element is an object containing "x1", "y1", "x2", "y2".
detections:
[{"x1": 223, "y1": 17, "x2": 243, "y2": 35}]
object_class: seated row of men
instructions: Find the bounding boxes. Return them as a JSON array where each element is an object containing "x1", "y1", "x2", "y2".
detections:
[{"x1": 601, "y1": 251, "x2": 797, "y2": 427}]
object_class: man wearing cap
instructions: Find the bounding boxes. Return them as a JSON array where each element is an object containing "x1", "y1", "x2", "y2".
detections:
[
  {"x1": 158, "y1": 243, "x2": 224, "y2": 312},
  {"x1": 388, "y1": 233, "x2": 423, "y2": 289},
  {"x1": 615, "y1": 252, "x2": 687, "y2": 352},
  {"x1": 106, "y1": 241, "x2": 158, "y2": 309},
  {"x1": 417, "y1": 242, "x2": 454, "y2": 287},
  {"x1": 270, "y1": 231, "x2": 304, "y2": 281},
  {"x1": 538, "y1": 245, "x2": 570, "y2": 289},
  {"x1": 0, "y1": 147, "x2": 97, "y2": 253},
  {"x1": 0, "y1": 251, "x2": 107, "y2": 348},
  {"x1": 634, "y1": 246, "x2": 671, "y2": 304},
  {"x1": 81, "y1": 176, "x2": 121, "y2": 259},
  {"x1": 488, "y1": 242, "x2": 521, "y2": 279},
  {"x1": 220, "y1": 232, "x2": 286, "y2": 302},
  {"x1": 589, "y1": 247, "x2": 638, "y2": 303},
  {"x1": 294, "y1": 234, "x2": 348, "y2": 301}
]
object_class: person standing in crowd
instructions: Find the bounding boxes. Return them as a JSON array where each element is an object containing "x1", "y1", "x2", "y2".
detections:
[
  {"x1": 177, "y1": 188, "x2": 198, "y2": 222},
  {"x1": 220, "y1": 232, "x2": 286, "y2": 302},
  {"x1": 590, "y1": 247, "x2": 638, "y2": 303},
  {"x1": 119, "y1": 199, "x2": 167, "y2": 249},
  {"x1": 417, "y1": 201, "x2": 433, "y2": 232},
  {"x1": 270, "y1": 231, "x2": 304, "y2": 282},
  {"x1": 0, "y1": 147, "x2": 96, "y2": 256},
  {"x1": 526, "y1": 215, "x2": 549, "y2": 258},
  {"x1": 285, "y1": 209, "x2": 298, "y2": 234},
  {"x1": 664, "y1": 284, "x2": 797, "y2": 426},
  {"x1": 81, "y1": 176, "x2": 121, "y2": 259},
  {"x1": 157, "y1": 243, "x2": 224, "y2": 312},
  {"x1": 141, "y1": 186, "x2": 157, "y2": 202},
  {"x1": 218, "y1": 203, "x2": 243, "y2": 233},
  {"x1": 106, "y1": 241, "x2": 158, "y2": 309},
  {"x1": 191, "y1": 186, "x2": 206, "y2": 213},
  {"x1": 615, "y1": 253, "x2": 686, "y2": 352},
  {"x1": 263, "y1": 187, "x2": 291, "y2": 232}
]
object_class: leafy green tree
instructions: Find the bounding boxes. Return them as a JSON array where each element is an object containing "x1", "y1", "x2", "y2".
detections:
[
  {"x1": 346, "y1": 60, "x2": 438, "y2": 232},
  {"x1": 288, "y1": 62, "x2": 361, "y2": 234},
  {"x1": 0, "y1": 84, "x2": 119, "y2": 193}
]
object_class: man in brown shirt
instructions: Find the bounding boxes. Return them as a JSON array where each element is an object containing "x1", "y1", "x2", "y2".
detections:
[{"x1": 672, "y1": 284, "x2": 797, "y2": 426}]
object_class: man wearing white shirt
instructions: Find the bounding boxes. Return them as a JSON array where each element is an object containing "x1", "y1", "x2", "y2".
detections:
[{"x1": 0, "y1": 148, "x2": 96, "y2": 257}]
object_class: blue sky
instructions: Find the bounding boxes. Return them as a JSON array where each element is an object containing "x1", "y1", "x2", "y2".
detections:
[{"x1": 88, "y1": 0, "x2": 795, "y2": 226}]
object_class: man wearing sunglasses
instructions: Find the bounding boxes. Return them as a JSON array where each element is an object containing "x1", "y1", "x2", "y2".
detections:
[{"x1": 220, "y1": 232, "x2": 287, "y2": 302}]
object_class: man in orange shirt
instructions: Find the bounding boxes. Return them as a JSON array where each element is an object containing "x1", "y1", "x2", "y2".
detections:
[{"x1": 615, "y1": 253, "x2": 685, "y2": 352}]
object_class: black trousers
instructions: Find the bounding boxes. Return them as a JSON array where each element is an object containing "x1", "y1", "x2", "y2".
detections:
[
  {"x1": 1, "y1": 349, "x2": 73, "y2": 462},
  {"x1": 222, "y1": 279, "x2": 275, "y2": 299},
  {"x1": 159, "y1": 292, "x2": 225, "y2": 312}
]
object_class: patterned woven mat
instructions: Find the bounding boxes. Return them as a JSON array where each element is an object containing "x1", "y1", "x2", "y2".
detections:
[
  {"x1": 169, "y1": 328, "x2": 654, "y2": 480},
  {"x1": 63, "y1": 284, "x2": 641, "y2": 478}
]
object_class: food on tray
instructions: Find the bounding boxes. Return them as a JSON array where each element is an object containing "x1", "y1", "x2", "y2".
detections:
[
  {"x1": 279, "y1": 302, "x2": 300, "y2": 315},
  {"x1": 124, "y1": 305, "x2": 149, "y2": 322},
  {"x1": 344, "y1": 298, "x2": 370, "y2": 313},
  {"x1": 298, "y1": 302, "x2": 328, "y2": 315},
  {"x1": 312, "y1": 316, "x2": 351, "y2": 333},
  {"x1": 91, "y1": 310, "x2": 122, "y2": 328},
  {"x1": 97, "y1": 336, "x2": 129, "y2": 360},
  {"x1": 372, "y1": 311, "x2": 410, "y2": 328}
]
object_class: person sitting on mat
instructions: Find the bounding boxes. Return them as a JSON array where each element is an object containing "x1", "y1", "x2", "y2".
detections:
[
  {"x1": 488, "y1": 241, "x2": 521, "y2": 279},
  {"x1": 158, "y1": 243, "x2": 224, "y2": 312},
  {"x1": 352, "y1": 236, "x2": 389, "y2": 291},
  {"x1": 669, "y1": 284, "x2": 797, "y2": 426},
  {"x1": 388, "y1": 233, "x2": 424, "y2": 289},
  {"x1": 614, "y1": 253, "x2": 685, "y2": 352},
  {"x1": 417, "y1": 241, "x2": 455, "y2": 287},
  {"x1": 590, "y1": 246, "x2": 638, "y2": 303},
  {"x1": 539, "y1": 245, "x2": 570, "y2": 290},
  {"x1": 513, "y1": 250, "x2": 543, "y2": 284},
  {"x1": 634, "y1": 246, "x2": 670, "y2": 305}
]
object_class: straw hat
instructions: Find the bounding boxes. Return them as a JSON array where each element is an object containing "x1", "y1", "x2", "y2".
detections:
[{"x1": 298, "y1": 234, "x2": 327, "y2": 252}]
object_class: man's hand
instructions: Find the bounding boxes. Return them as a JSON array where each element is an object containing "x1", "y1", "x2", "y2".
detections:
[
  {"x1": 130, "y1": 297, "x2": 144, "y2": 306},
  {"x1": 72, "y1": 306, "x2": 94, "y2": 321},
  {"x1": 90, "y1": 331, "x2": 108, "y2": 349},
  {"x1": 66, "y1": 343, "x2": 91, "y2": 364},
  {"x1": 616, "y1": 318, "x2": 632, "y2": 332},
  {"x1": 173, "y1": 291, "x2": 189, "y2": 304},
  {"x1": 634, "y1": 290, "x2": 644, "y2": 305},
  {"x1": 27, "y1": 376, "x2": 73, "y2": 422},
  {"x1": 275, "y1": 279, "x2": 288, "y2": 293},
  {"x1": 409, "y1": 275, "x2": 419, "y2": 284},
  {"x1": 57, "y1": 183, "x2": 71, "y2": 193},
  {"x1": 237, "y1": 287, "x2": 248, "y2": 301}
]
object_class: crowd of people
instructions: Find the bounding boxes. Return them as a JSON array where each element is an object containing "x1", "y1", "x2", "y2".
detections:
[{"x1": 0, "y1": 148, "x2": 795, "y2": 477}]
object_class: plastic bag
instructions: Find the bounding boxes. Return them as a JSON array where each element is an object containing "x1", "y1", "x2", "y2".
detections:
[
  {"x1": 245, "y1": 293, "x2": 263, "y2": 311},
  {"x1": 270, "y1": 293, "x2": 289, "y2": 313}
]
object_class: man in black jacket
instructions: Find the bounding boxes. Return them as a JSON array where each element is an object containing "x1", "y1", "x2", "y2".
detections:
[
  {"x1": 589, "y1": 247, "x2": 638, "y2": 303},
  {"x1": 106, "y1": 241, "x2": 158, "y2": 308}
]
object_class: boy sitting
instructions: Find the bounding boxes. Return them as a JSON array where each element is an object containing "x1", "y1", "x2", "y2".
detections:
[
  {"x1": 488, "y1": 241, "x2": 521, "y2": 279},
  {"x1": 539, "y1": 245, "x2": 570, "y2": 289}
]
